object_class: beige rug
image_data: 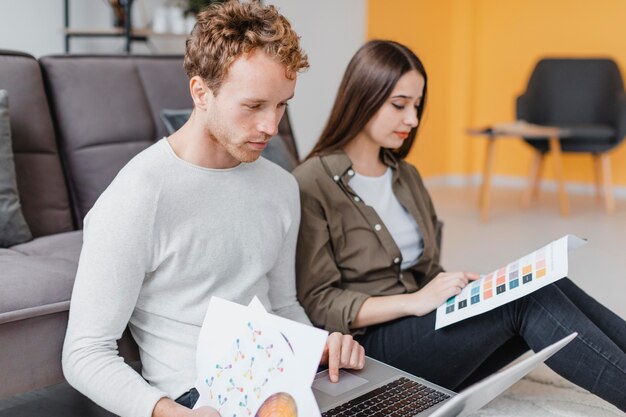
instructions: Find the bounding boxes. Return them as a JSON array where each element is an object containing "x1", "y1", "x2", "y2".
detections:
[{"x1": 474, "y1": 364, "x2": 624, "y2": 416}]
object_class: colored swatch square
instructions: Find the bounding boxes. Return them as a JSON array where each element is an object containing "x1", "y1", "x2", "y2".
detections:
[
  {"x1": 484, "y1": 279, "x2": 493, "y2": 289},
  {"x1": 471, "y1": 287, "x2": 480, "y2": 295},
  {"x1": 446, "y1": 305, "x2": 454, "y2": 314},
  {"x1": 536, "y1": 268, "x2": 546, "y2": 278},
  {"x1": 496, "y1": 276, "x2": 505, "y2": 286},
  {"x1": 509, "y1": 279, "x2": 519, "y2": 289},
  {"x1": 536, "y1": 259, "x2": 546, "y2": 269},
  {"x1": 508, "y1": 270, "x2": 519, "y2": 280},
  {"x1": 522, "y1": 273, "x2": 533, "y2": 283},
  {"x1": 458, "y1": 300, "x2": 468, "y2": 309},
  {"x1": 484, "y1": 290, "x2": 493, "y2": 299},
  {"x1": 471, "y1": 295, "x2": 480, "y2": 304},
  {"x1": 522, "y1": 265, "x2": 532, "y2": 275},
  {"x1": 496, "y1": 285, "x2": 506, "y2": 294}
]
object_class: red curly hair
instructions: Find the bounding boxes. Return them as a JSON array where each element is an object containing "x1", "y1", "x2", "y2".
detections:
[{"x1": 184, "y1": 0, "x2": 309, "y2": 94}]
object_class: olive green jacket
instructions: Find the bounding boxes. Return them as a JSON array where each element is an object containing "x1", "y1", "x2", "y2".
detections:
[{"x1": 293, "y1": 149, "x2": 444, "y2": 335}]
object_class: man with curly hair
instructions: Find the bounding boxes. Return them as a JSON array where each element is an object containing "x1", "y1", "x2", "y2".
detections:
[{"x1": 62, "y1": 2, "x2": 364, "y2": 416}]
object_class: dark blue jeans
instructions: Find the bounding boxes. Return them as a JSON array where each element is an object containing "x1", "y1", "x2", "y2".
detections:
[{"x1": 355, "y1": 278, "x2": 626, "y2": 411}]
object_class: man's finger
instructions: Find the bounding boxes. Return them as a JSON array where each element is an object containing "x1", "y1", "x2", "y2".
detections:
[
  {"x1": 348, "y1": 341, "x2": 363, "y2": 368},
  {"x1": 359, "y1": 345, "x2": 365, "y2": 368},
  {"x1": 340, "y1": 334, "x2": 354, "y2": 367},
  {"x1": 327, "y1": 333, "x2": 341, "y2": 383}
]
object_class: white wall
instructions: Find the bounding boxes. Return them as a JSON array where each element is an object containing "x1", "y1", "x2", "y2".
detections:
[
  {"x1": 0, "y1": 0, "x2": 366, "y2": 155},
  {"x1": 268, "y1": 0, "x2": 366, "y2": 156},
  {"x1": 0, "y1": 1, "x2": 65, "y2": 57},
  {"x1": 0, "y1": 0, "x2": 185, "y2": 56}
]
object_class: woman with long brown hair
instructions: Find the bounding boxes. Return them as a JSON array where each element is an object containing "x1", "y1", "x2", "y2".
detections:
[{"x1": 293, "y1": 40, "x2": 626, "y2": 410}]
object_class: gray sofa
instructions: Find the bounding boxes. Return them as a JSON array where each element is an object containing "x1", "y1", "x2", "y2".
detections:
[{"x1": 0, "y1": 50, "x2": 299, "y2": 398}]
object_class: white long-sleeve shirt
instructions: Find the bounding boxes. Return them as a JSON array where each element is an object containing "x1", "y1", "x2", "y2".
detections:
[{"x1": 63, "y1": 139, "x2": 311, "y2": 417}]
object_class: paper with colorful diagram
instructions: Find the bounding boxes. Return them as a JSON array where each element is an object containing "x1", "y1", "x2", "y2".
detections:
[
  {"x1": 194, "y1": 296, "x2": 328, "y2": 417},
  {"x1": 435, "y1": 235, "x2": 586, "y2": 330}
]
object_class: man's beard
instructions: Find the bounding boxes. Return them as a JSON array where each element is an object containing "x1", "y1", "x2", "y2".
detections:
[{"x1": 206, "y1": 121, "x2": 269, "y2": 163}]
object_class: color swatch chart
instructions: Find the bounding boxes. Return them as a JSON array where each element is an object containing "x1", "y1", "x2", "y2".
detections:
[
  {"x1": 435, "y1": 235, "x2": 586, "y2": 330},
  {"x1": 194, "y1": 297, "x2": 328, "y2": 416}
]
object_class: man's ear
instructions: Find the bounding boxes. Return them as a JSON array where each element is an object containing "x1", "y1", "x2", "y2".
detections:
[{"x1": 189, "y1": 76, "x2": 212, "y2": 110}]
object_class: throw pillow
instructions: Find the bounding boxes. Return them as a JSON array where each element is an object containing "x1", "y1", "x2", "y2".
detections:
[
  {"x1": 160, "y1": 108, "x2": 298, "y2": 172},
  {"x1": 0, "y1": 89, "x2": 32, "y2": 247},
  {"x1": 160, "y1": 108, "x2": 192, "y2": 135}
]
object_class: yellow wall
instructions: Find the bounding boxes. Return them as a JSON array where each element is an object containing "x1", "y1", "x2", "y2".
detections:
[{"x1": 368, "y1": 0, "x2": 626, "y2": 186}]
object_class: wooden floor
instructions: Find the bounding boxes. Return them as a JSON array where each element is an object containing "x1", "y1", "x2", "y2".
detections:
[{"x1": 1, "y1": 184, "x2": 624, "y2": 416}]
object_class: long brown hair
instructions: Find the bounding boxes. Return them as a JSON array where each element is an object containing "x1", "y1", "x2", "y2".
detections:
[{"x1": 307, "y1": 40, "x2": 427, "y2": 160}]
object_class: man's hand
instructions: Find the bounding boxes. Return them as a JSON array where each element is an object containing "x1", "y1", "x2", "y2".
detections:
[
  {"x1": 320, "y1": 332, "x2": 365, "y2": 383},
  {"x1": 187, "y1": 407, "x2": 221, "y2": 417},
  {"x1": 152, "y1": 397, "x2": 220, "y2": 417}
]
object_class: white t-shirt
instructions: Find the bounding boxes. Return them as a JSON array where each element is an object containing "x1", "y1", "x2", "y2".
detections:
[{"x1": 349, "y1": 167, "x2": 423, "y2": 269}]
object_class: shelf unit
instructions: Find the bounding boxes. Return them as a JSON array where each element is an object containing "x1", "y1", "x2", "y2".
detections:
[
  {"x1": 63, "y1": 0, "x2": 189, "y2": 53},
  {"x1": 64, "y1": 0, "x2": 138, "y2": 53}
]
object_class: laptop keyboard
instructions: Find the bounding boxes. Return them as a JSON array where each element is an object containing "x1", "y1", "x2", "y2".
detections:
[{"x1": 321, "y1": 377, "x2": 450, "y2": 417}]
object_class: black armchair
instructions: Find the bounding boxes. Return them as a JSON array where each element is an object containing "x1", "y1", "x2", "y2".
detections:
[{"x1": 516, "y1": 58, "x2": 626, "y2": 213}]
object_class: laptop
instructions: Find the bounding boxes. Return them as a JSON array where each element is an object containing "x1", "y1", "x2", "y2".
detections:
[{"x1": 313, "y1": 332, "x2": 577, "y2": 417}]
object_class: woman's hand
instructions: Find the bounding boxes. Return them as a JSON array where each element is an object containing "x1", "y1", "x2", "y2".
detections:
[
  {"x1": 407, "y1": 271, "x2": 480, "y2": 317},
  {"x1": 320, "y1": 332, "x2": 365, "y2": 383}
]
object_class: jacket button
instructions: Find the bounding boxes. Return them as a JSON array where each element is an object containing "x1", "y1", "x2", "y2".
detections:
[
  {"x1": 394, "y1": 257, "x2": 400, "y2": 264},
  {"x1": 354, "y1": 196, "x2": 360, "y2": 202},
  {"x1": 374, "y1": 224, "x2": 382, "y2": 231},
  {"x1": 348, "y1": 169, "x2": 355, "y2": 176},
  {"x1": 333, "y1": 175, "x2": 340, "y2": 182}
]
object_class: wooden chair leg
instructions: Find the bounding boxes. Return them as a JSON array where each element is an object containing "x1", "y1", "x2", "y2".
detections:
[
  {"x1": 549, "y1": 137, "x2": 569, "y2": 216},
  {"x1": 522, "y1": 150, "x2": 543, "y2": 207},
  {"x1": 479, "y1": 137, "x2": 496, "y2": 222},
  {"x1": 592, "y1": 154, "x2": 603, "y2": 203},
  {"x1": 599, "y1": 153, "x2": 616, "y2": 214}
]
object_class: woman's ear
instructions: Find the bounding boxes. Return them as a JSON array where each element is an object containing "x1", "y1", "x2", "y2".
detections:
[{"x1": 189, "y1": 76, "x2": 211, "y2": 110}]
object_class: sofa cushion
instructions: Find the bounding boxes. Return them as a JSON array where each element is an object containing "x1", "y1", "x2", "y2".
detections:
[
  {"x1": 0, "y1": 230, "x2": 82, "y2": 324},
  {"x1": 134, "y1": 57, "x2": 193, "y2": 139},
  {"x1": 0, "y1": 50, "x2": 74, "y2": 237},
  {"x1": 160, "y1": 108, "x2": 299, "y2": 172},
  {"x1": 0, "y1": 89, "x2": 32, "y2": 247},
  {"x1": 40, "y1": 55, "x2": 192, "y2": 227}
]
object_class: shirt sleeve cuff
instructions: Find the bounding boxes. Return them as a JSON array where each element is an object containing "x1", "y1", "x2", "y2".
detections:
[
  {"x1": 327, "y1": 291, "x2": 371, "y2": 335},
  {"x1": 141, "y1": 388, "x2": 169, "y2": 417}
]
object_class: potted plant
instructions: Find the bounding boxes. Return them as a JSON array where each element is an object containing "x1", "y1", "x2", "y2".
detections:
[
  {"x1": 109, "y1": 0, "x2": 130, "y2": 28},
  {"x1": 182, "y1": 0, "x2": 227, "y2": 32}
]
